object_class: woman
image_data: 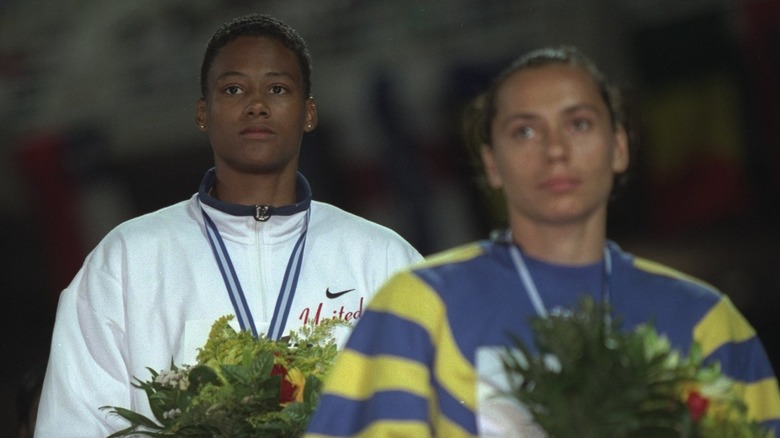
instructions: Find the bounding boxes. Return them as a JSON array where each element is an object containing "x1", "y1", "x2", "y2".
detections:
[
  {"x1": 35, "y1": 14, "x2": 421, "y2": 437},
  {"x1": 306, "y1": 46, "x2": 780, "y2": 437}
]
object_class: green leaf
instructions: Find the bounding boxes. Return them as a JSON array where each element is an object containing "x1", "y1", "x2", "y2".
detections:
[
  {"x1": 103, "y1": 425, "x2": 139, "y2": 438},
  {"x1": 220, "y1": 363, "x2": 253, "y2": 385},
  {"x1": 252, "y1": 351, "x2": 276, "y2": 376},
  {"x1": 101, "y1": 406, "x2": 164, "y2": 429},
  {"x1": 188, "y1": 365, "x2": 220, "y2": 391}
]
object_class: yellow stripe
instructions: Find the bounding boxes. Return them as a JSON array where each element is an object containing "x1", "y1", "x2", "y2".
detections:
[
  {"x1": 633, "y1": 258, "x2": 756, "y2": 358},
  {"x1": 693, "y1": 298, "x2": 755, "y2": 357},
  {"x1": 633, "y1": 257, "x2": 716, "y2": 289},
  {"x1": 304, "y1": 422, "x2": 428, "y2": 438},
  {"x1": 305, "y1": 415, "x2": 476, "y2": 437},
  {"x1": 732, "y1": 377, "x2": 780, "y2": 424},
  {"x1": 433, "y1": 414, "x2": 478, "y2": 438},
  {"x1": 349, "y1": 418, "x2": 475, "y2": 438},
  {"x1": 351, "y1": 422, "x2": 430, "y2": 437},
  {"x1": 322, "y1": 350, "x2": 431, "y2": 400},
  {"x1": 416, "y1": 242, "x2": 485, "y2": 269},
  {"x1": 369, "y1": 272, "x2": 478, "y2": 411}
]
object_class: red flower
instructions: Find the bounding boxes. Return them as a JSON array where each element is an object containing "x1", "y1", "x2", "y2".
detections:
[
  {"x1": 686, "y1": 390, "x2": 709, "y2": 422},
  {"x1": 270, "y1": 363, "x2": 297, "y2": 404}
]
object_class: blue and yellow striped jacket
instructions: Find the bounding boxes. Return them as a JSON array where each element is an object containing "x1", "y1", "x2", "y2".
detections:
[{"x1": 307, "y1": 240, "x2": 780, "y2": 437}]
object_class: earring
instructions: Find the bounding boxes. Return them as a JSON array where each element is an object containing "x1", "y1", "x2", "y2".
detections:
[{"x1": 200, "y1": 125, "x2": 206, "y2": 129}]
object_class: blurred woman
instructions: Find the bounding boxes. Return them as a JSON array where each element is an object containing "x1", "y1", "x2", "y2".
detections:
[{"x1": 306, "y1": 46, "x2": 780, "y2": 437}]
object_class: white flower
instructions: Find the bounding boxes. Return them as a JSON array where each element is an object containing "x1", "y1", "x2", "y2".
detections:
[
  {"x1": 162, "y1": 408, "x2": 182, "y2": 420},
  {"x1": 154, "y1": 367, "x2": 190, "y2": 390}
]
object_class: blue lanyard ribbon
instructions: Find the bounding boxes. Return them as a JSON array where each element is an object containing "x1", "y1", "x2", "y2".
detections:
[
  {"x1": 201, "y1": 206, "x2": 310, "y2": 339},
  {"x1": 267, "y1": 209, "x2": 309, "y2": 340},
  {"x1": 504, "y1": 230, "x2": 611, "y2": 318}
]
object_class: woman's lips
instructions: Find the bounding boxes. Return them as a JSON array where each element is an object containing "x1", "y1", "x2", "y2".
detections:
[
  {"x1": 540, "y1": 176, "x2": 580, "y2": 193},
  {"x1": 240, "y1": 125, "x2": 275, "y2": 139}
]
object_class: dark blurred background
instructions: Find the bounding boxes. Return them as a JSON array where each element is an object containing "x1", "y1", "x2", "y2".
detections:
[{"x1": 2, "y1": 0, "x2": 779, "y2": 435}]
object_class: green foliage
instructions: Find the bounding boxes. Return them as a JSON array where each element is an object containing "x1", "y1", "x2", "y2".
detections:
[
  {"x1": 102, "y1": 316, "x2": 348, "y2": 438},
  {"x1": 502, "y1": 296, "x2": 770, "y2": 438}
]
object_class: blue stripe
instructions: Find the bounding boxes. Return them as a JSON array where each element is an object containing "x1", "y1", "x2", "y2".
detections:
[
  {"x1": 202, "y1": 210, "x2": 258, "y2": 337},
  {"x1": 433, "y1": 376, "x2": 478, "y2": 434},
  {"x1": 705, "y1": 336, "x2": 777, "y2": 383},
  {"x1": 268, "y1": 224, "x2": 307, "y2": 340},
  {"x1": 213, "y1": 227, "x2": 255, "y2": 334},
  {"x1": 307, "y1": 391, "x2": 430, "y2": 436},
  {"x1": 347, "y1": 310, "x2": 435, "y2": 363},
  {"x1": 760, "y1": 418, "x2": 779, "y2": 436}
]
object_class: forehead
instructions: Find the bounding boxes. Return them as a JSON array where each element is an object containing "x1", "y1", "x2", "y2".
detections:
[
  {"x1": 495, "y1": 63, "x2": 605, "y2": 115},
  {"x1": 208, "y1": 36, "x2": 302, "y2": 83}
]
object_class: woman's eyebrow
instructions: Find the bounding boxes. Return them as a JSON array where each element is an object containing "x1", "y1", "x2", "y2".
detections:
[{"x1": 214, "y1": 70, "x2": 295, "y2": 82}]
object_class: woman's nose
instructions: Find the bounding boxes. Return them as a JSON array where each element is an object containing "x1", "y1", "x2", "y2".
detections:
[
  {"x1": 544, "y1": 127, "x2": 570, "y2": 161},
  {"x1": 244, "y1": 94, "x2": 269, "y2": 117}
]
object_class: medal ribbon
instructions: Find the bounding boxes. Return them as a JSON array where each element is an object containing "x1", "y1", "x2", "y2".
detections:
[
  {"x1": 202, "y1": 207, "x2": 310, "y2": 339},
  {"x1": 505, "y1": 230, "x2": 611, "y2": 318}
]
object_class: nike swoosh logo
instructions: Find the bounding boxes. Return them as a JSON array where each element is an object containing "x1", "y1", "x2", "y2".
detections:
[{"x1": 326, "y1": 288, "x2": 355, "y2": 299}]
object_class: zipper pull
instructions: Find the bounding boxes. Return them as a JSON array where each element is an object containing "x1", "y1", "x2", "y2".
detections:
[{"x1": 255, "y1": 205, "x2": 271, "y2": 221}]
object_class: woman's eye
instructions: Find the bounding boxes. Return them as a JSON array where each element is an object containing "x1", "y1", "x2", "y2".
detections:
[
  {"x1": 270, "y1": 85, "x2": 287, "y2": 95},
  {"x1": 224, "y1": 86, "x2": 243, "y2": 95},
  {"x1": 514, "y1": 126, "x2": 536, "y2": 140},
  {"x1": 571, "y1": 118, "x2": 592, "y2": 132}
]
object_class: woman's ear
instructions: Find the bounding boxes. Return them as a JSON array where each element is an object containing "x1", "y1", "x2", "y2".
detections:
[
  {"x1": 195, "y1": 98, "x2": 208, "y2": 131},
  {"x1": 480, "y1": 144, "x2": 504, "y2": 189},
  {"x1": 611, "y1": 124, "x2": 629, "y2": 174},
  {"x1": 304, "y1": 98, "x2": 318, "y2": 132}
]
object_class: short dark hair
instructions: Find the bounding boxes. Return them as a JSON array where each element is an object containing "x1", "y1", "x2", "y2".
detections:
[{"x1": 199, "y1": 14, "x2": 313, "y2": 99}]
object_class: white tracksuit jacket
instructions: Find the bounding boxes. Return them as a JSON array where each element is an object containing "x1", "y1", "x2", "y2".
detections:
[{"x1": 35, "y1": 169, "x2": 422, "y2": 437}]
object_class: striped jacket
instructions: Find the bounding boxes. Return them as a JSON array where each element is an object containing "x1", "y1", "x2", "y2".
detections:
[{"x1": 307, "y1": 239, "x2": 780, "y2": 437}]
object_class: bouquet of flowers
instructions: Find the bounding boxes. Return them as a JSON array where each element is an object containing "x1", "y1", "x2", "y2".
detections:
[
  {"x1": 502, "y1": 296, "x2": 770, "y2": 438},
  {"x1": 102, "y1": 316, "x2": 347, "y2": 438}
]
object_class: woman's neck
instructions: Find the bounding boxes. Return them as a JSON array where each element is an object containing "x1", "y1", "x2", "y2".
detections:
[
  {"x1": 212, "y1": 169, "x2": 297, "y2": 207},
  {"x1": 509, "y1": 218, "x2": 607, "y2": 265}
]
